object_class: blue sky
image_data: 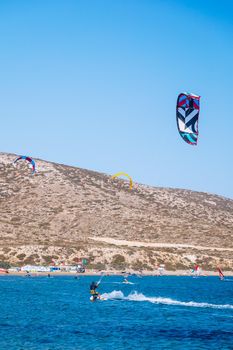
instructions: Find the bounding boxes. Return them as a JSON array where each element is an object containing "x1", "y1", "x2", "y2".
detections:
[{"x1": 0, "y1": 0, "x2": 232, "y2": 198}]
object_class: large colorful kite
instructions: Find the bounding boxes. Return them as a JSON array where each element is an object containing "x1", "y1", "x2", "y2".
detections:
[{"x1": 176, "y1": 92, "x2": 201, "y2": 145}]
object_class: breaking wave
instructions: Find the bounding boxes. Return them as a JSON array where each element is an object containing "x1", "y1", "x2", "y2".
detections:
[{"x1": 101, "y1": 291, "x2": 233, "y2": 310}]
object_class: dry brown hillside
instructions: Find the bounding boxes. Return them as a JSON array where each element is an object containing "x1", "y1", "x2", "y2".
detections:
[{"x1": 0, "y1": 152, "x2": 233, "y2": 271}]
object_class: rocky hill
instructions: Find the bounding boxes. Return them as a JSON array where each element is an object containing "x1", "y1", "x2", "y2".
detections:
[{"x1": 0, "y1": 152, "x2": 233, "y2": 271}]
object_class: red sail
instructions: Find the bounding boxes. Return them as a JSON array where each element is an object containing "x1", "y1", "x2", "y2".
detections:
[{"x1": 218, "y1": 267, "x2": 224, "y2": 280}]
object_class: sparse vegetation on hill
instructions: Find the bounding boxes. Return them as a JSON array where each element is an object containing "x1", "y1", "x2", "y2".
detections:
[{"x1": 0, "y1": 152, "x2": 233, "y2": 271}]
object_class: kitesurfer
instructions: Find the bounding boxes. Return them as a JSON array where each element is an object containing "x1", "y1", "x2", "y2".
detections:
[{"x1": 90, "y1": 281, "x2": 100, "y2": 301}]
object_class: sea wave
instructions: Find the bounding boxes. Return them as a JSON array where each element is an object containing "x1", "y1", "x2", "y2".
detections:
[{"x1": 101, "y1": 291, "x2": 233, "y2": 310}]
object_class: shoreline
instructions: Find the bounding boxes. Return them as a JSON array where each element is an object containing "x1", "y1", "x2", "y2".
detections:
[{"x1": 1, "y1": 270, "x2": 233, "y2": 277}]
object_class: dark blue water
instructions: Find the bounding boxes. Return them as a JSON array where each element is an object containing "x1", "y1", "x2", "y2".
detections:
[{"x1": 0, "y1": 276, "x2": 232, "y2": 350}]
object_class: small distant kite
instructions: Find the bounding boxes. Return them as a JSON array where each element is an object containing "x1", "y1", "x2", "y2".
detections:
[
  {"x1": 176, "y1": 92, "x2": 201, "y2": 145},
  {"x1": 13, "y1": 156, "x2": 36, "y2": 174},
  {"x1": 112, "y1": 172, "x2": 133, "y2": 190}
]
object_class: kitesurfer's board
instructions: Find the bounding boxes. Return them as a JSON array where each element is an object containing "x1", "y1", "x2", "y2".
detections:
[{"x1": 90, "y1": 296, "x2": 106, "y2": 302}]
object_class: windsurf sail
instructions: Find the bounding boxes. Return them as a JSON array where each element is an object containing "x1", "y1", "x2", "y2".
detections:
[
  {"x1": 218, "y1": 267, "x2": 225, "y2": 281},
  {"x1": 176, "y1": 92, "x2": 201, "y2": 145},
  {"x1": 192, "y1": 264, "x2": 200, "y2": 277}
]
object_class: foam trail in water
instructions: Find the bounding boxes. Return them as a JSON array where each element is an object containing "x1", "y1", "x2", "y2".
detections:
[
  {"x1": 101, "y1": 291, "x2": 233, "y2": 310},
  {"x1": 102, "y1": 290, "x2": 124, "y2": 300}
]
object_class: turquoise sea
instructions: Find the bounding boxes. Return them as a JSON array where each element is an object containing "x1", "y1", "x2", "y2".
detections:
[{"x1": 0, "y1": 275, "x2": 233, "y2": 350}]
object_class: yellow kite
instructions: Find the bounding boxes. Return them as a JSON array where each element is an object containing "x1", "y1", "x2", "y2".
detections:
[{"x1": 111, "y1": 172, "x2": 133, "y2": 190}]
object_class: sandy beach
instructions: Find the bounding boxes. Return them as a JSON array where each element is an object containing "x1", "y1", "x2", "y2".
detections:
[{"x1": 1, "y1": 270, "x2": 233, "y2": 277}]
